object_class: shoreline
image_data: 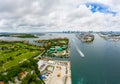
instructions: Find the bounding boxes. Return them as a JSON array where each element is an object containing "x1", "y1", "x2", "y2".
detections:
[{"x1": 37, "y1": 59, "x2": 72, "y2": 84}]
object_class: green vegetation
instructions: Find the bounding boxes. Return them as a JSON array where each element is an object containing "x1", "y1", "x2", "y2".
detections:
[
  {"x1": 12, "y1": 34, "x2": 38, "y2": 38},
  {"x1": 0, "y1": 38, "x2": 70, "y2": 83},
  {"x1": 0, "y1": 59, "x2": 44, "y2": 84},
  {"x1": 0, "y1": 41, "x2": 41, "y2": 72},
  {"x1": 35, "y1": 38, "x2": 69, "y2": 58},
  {"x1": 101, "y1": 36, "x2": 108, "y2": 40},
  {"x1": 0, "y1": 34, "x2": 38, "y2": 38}
]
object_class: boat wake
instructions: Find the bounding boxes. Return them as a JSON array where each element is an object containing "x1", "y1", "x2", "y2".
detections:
[
  {"x1": 72, "y1": 39, "x2": 85, "y2": 57},
  {"x1": 76, "y1": 46, "x2": 85, "y2": 57}
]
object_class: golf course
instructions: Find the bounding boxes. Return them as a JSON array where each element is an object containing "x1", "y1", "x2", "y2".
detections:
[{"x1": 0, "y1": 41, "x2": 42, "y2": 72}]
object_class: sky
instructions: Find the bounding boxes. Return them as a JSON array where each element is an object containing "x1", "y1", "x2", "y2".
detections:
[{"x1": 0, "y1": 0, "x2": 120, "y2": 32}]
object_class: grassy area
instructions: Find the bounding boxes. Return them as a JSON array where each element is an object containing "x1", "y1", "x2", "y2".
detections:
[{"x1": 0, "y1": 42, "x2": 42, "y2": 72}]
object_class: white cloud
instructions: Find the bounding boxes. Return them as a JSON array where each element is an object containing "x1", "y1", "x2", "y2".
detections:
[{"x1": 0, "y1": 0, "x2": 120, "y2": 32}]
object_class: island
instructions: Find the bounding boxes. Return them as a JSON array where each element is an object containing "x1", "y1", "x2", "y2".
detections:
[
  {"x1": 99, "y1": 32, "x2": 120, "y2": 42},
  {"x1": 76, "y1": 33, "x2": 94, "y2": 43},
  {"x1": 35, "y1": 38, "x2": 70, "y2": 58},
  {"x1": 0, "y1": 33, "x2": 38, "y2": 38}
]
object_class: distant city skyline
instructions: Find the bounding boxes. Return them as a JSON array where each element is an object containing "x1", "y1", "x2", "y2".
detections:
[{"x1": 0, "y1": 0, "x2": 120, "y2": 32}]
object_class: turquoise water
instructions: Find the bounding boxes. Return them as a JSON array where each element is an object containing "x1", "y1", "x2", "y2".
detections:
[
  {"x1": 1, "y1": 33, "x2": 120, "y2": 84},
  {"x1": 70, "y1": 34, "x2": 120, "y2": 84}
]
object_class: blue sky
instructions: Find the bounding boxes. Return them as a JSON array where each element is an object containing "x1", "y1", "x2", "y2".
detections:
[
  {"x1": 85, "y1": 2, "x2": 117, "y2": 16},
  {"x1": 0, "y1": 0, "x2": 120, "y2": 32}
]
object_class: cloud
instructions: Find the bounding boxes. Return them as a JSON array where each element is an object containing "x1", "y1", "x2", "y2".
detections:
[
  {"x1": 85, "y1": 2, "x2": 117, "y2": 16},
  {"x1": 0, "y1": 0, "x2": 120, "y2": 32}
]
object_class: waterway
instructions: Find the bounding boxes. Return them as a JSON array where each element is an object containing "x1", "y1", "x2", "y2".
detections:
[{"x1": 1, "y1": 33, "x2": 120, "y2": 84}]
